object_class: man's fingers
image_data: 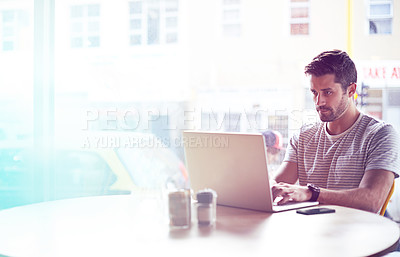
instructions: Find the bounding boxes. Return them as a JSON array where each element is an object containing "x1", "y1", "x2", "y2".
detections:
[
  {"x1": 272, "y1": 185, "x2": 294, "y2": 200},
  {"x1": 272, "y1": 183, "x2": 310, "y2": 203},
  {"x1": 277, "y1": 194, "x2": 293, "y2": 205}
]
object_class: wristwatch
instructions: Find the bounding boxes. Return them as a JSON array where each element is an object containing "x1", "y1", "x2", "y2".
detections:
[{"x1": 307, "y1": 183, "x2": 320, "y2": 202}]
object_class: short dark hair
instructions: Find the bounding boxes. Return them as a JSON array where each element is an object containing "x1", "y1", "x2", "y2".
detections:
[{"x1": 304, "y1": 50, "x2": 357, "y2": 91}]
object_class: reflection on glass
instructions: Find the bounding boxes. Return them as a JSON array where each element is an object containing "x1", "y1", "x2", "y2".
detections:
[
  {"x1": 0, "y1": 1, "x2": 34, "y2": 210},
  {"x1": 0, "y1": 0, "x2": 399, "y2": 220}
]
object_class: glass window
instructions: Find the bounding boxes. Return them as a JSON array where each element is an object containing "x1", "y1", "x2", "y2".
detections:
[
  {"x1": 369, "y1": 19, "x2": 391, "y2": 34},
  {"x1": 70, "y1": 4, "x2": 101, "y2": 48},
  {"x1": 223, "y1": 113, "x2": 241, "y2": 132},
  {"x1": 223, "y1": 24, "x2": 241, "y2": 37},
  {"x1": 201, "y1": 112, "x2": 221, "y2": 131},
  {"x1": 165, "y1": 0, "x2": 178, "y2": 12},
  {"x1": 3, "y1": 26, "x2": 13, "y2": 37},
  {"x1": 291, "y1": 7, "x2": 308, "y2": 18},
  {"x1": 268, "y1": 115, "x2": 288, "y2": 139},
  {"x1": 370, "y1": 3, "x2": 390, "y2": 15},
  {"x1": 71, "y1": 22, "x2": 83, "y2": 33},
  {"x1": 130, "y1": 19, "x2": 141, "y2": 29},
  {"x1": 290, "y1": 0, "x2": 310, "y2": 35},
  {"x1": 2, "y1": 0, "x2": 400, "y2": 221},
  {"x1": 88, "y1": 36, "x2": 100, "y2": 47},
  {"x1": 87, "y1": 4, "x2": 100, "y2": 17},
  {"x1": 2, "y1": 10, "x2": 14, "y2": 22},
  {"x1": 70, "y1": 6, "x2": 83, "y2": 18},
  {"x1": 222, "y1": 0, "x2": 241, "y2": 38},
  {"x1": 0, "y1": 148, "x2": 33, "y2": 209},
  {"x1": 0, "y1": 3, "x2": 34, "y2": 210},
  {"x1": 166, "y1": 17, "x2": 177, "y2": 28},
  {"x1": 71, "y1": 37, "x2": 83, "y2": 48},
  {"x1": 129, "y1": 0, "x2": 178, "y2": 46},
  {"x1": 224, "y1": 0, "x2": 240, "y2": 4},
  {"x1": 147, "y1": 8, "x2": 160, "y2": 44},
  {"x1": 166, "y1": 33, "x2": 177, "y2": 43},
  {"x1": 54, "y1": 150, "x2": 117, "y2": 199},
  {"x1": 88, "y1": 21, "x2": 99, "y2": 33},
  {"x1": 116, "y1": 142, "x2": 186, "y2": 189},
  {"x1": 130, "y1": 34, "x2": 141, "y2": 45},
  {"x1": 1, "y1": 10, "x2": 30, "y2": 52},
  {"x1": 291, "y1": 23, "x2": 309, "y2": 35},
  {"x1": 223, "y1": 10, "x2": 240, "y2": 20},
  {"x1": 130, "y1": 1, "x2": 142, "y2": 14},
  {"x1": 2, "y1": 41, "x2": 13, "y2": 51},
  {"x1": 368, "y1": 0, "x2": 392, "y2": 34}
]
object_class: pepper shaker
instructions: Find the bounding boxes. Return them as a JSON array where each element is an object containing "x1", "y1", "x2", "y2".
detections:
[{"x1": 196, "y1": 189, "x2": 217, "y2": 226}]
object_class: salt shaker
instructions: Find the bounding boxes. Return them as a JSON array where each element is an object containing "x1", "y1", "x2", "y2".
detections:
[
  {"x1": 168, "y1": 189, "x2": 191, "y2": 229},
  {"x1": 196, "y1": 189, "x2": 217, "y2": 226}
]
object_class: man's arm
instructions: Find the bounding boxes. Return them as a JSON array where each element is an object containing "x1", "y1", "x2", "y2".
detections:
[
  {"x1": 271, "y1": 161, "x2": 298, "y2": 184},
  {"x1": 272, "y1": 169, "x2": 395, "y2": 213},
  {"x1": 318, "y1": 169, "x2": 394, "y2": 213}
]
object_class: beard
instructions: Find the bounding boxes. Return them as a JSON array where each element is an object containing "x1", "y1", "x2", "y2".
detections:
[{"x1": 317, "y1": 94, "x2": 348, "y2": 122}]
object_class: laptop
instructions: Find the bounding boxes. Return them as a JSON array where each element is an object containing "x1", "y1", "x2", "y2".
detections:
[{"x1": 182, "y1": 131, "x2": 319, "y2": 212}]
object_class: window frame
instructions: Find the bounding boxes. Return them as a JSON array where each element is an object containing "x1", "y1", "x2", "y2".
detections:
[
  {"x1": 367, "y1": 0, "x2": 393, "y2": 35},
  {"x1": 128, "y1": 0, "x2": 179, "y2": 46},
  {"x1": 70, "y1": 4, "x2": 101, "y2": 48},
  {"x1": 221, "y1": 0, "x2": 241, "y2": 38},
  {"x1": 289, "y1": 0, "x2": 310, "y2": 36},
  {"x1": 0, "y1": 9, "x2": 30, "y2": 52}
]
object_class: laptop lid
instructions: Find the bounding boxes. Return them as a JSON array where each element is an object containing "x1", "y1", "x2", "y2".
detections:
[
  {"x1": 183, "y1": 131, "x2": 318, "y2": 212},
  {"x1": 183, "y1": 131, "x2": 275, "y2": 211}
]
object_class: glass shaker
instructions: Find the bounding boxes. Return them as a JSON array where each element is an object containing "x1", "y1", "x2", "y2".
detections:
[
  {"x1": 196, "y1": 189, "x2": 217, "y2": 226},
  {"x1": 168, "y1": 189, "x2": 191, "y2": 229}
]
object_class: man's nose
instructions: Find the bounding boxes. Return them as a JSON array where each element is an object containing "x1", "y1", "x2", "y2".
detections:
[{"x1": 315, "y1": 94, "x2": 325, "y2": 106}]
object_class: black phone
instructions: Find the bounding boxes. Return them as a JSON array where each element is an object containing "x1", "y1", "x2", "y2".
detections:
[{"x1": 296, "y1": 207, "x2": 335, "y2": 215}]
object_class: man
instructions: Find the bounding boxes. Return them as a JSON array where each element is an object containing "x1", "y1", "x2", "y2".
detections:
[{"x1": 271, "y1": 50, "x2": 400, "y2": 213}]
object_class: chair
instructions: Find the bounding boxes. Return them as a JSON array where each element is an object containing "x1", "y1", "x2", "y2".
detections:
[{"x1": 380, "y1": 180, "x2": 395, "y2": 216}]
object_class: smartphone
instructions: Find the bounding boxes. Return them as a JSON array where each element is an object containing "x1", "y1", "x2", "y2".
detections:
[{"x1": 296, "y1": 207, "x2": 335, "y2": 215}]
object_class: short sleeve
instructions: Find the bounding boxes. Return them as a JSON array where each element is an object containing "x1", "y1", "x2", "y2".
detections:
[
  {"x1": 283, "y1": 132, "x2": 299, "y2": 163},
  {"x1": 366, "y1": 124, "x2": 400, "y2": 178}
]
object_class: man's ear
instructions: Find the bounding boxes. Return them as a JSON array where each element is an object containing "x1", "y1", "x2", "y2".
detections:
[{"x1": 348, "y1": 83, "x2": 357, "y2": 97}]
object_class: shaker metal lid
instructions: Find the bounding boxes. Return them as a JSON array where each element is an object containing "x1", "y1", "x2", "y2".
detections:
[{"x1": 197, "y1": 189, "x2": 216, "y2": 203}]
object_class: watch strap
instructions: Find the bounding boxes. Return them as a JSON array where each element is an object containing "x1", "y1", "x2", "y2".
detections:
[{"x1": 307, "y1": 183, "x2": 320, "y2": 202}]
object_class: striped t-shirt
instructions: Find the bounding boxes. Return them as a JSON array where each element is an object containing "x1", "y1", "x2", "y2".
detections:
[{"x1": 284, "y1": 113, "x2": 400, "y2": 190}]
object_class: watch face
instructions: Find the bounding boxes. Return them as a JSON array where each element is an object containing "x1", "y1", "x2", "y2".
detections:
[
  {"x1": 308, "y1": 183, "x2": 320, "y2": 192},
  {"x1": 307, "y1": 183, "x2": 320, "y2": 202}
]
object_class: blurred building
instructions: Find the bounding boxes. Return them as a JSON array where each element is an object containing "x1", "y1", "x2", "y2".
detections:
[{"x1": 1, "y1": 0, "x2": 399, "y2": 143}]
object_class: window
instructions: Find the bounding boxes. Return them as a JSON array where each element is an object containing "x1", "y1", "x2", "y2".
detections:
[
  {"x1": 223, "y1": 112, "x2": 241, "y2": 132},
  {"x1": 129, "y1": 0, "x2": 179, "y2": 46},
  {"x1": 290, "y1": 0, "x2": 309, "y2": 35},
  {"x1": 0, "y1": 4, "x2": 34, "y2": 210},
  {"x1": 164, "y1": 0, "x2": 178, "y2": 43},
  {"x1": 201, "y1": 112, "x2": 220, "y2": 131},
  {"x1": 147, "y1": 7, "x2": 160, "y2": 44},
  {"x1": 0, "y1": 148, "x2": 33, "y2": 209},
  {"x1": 70, "y1": 4, "x2": 101, "y2": 48},
  {"x1": 268, "y1": 115, "x2": 288, "y2": 140},
  {"x1": 54, "y1": 150, "x2": 117, "y2": 199},
  {"x1": 222, "y1": 0, "x2": 241, "y2": 37},
  {"x1": 1, "y1": 10, "x2": 29, "y2": 51},
  {"x1": 368, "y1": 0, "x2": 393, "y2": 34},
  {"x1": 1, "y1": 0, "x2": 399, "y2": 221},
  {"x1": 388, "y1": 89, "x2": 400, "y2": 107}
]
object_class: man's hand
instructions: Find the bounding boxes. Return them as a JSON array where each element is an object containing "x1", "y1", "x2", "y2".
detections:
[{"x1": 271, "y1": 182, "x2": 312, "y2": 205}]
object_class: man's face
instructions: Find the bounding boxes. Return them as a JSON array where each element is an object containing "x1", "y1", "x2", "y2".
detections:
[{"x1": 310, "y1": 74, "x2": 349, "y2": 122}]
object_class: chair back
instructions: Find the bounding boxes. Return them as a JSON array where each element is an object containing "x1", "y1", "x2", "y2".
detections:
[{"x1": 380, "y1": 180, "x2": 395, "y2": 216}]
